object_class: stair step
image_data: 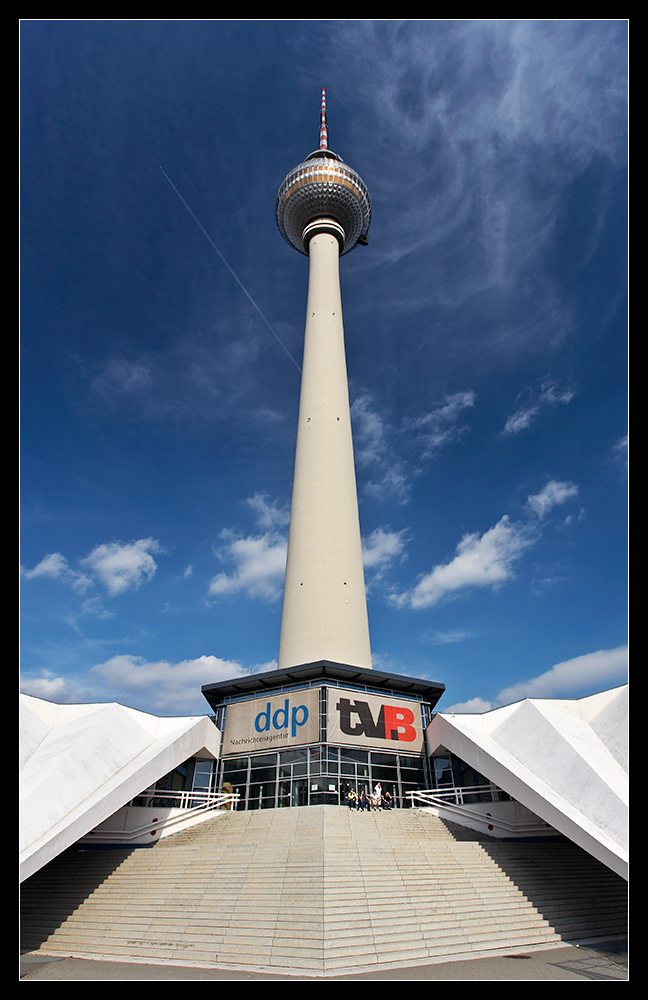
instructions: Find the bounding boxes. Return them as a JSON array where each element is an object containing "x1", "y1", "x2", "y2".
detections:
[{"x1": 21, "y1": 805, "x2": 627, "y2": 972}]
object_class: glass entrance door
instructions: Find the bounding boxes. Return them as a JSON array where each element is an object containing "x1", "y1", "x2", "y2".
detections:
[{"x1": 291, "y1": 779, "x2": 308, "y2": 807}]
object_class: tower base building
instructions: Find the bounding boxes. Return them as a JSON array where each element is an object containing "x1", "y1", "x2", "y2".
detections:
[{"x1": 201, "y1": 660, "x2": 444, "y2": 811}]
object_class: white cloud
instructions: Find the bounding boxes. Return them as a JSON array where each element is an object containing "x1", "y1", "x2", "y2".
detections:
[
  {"x1": 80, "y1": 538, "x2": 163, "y2": 596},
  {"x1": 351, "y1": 394, "x2": 412, "y2": 504},
  {"x1": 394, "y1": 515, "x2": 533, "y2": 609},
  {"x1": 503, "y1": 406, "x2": 540, "y2": 435},
  {"x1": 252, "y1": 660, "x2": 278, "y2": 674},
  {"x1": 525, "y1": 480, "x2": 579, "y2": 519},
  {"x1": 351, "y1": 394, "x2": 389, "y2": 469},
  {"x1": 351, "y1": 391, "x2": 475, "y2": 504},
  {"x1": 22, "y1": 551, "x2": 68, "y2": 580},
  {"x1": 91, "y1": 358, "x2": 152, "y2": 396},
  {"x1": 425, "y1": 629, "x2": 473, "y2": 646},
  {"x1": 392, "y1": 475, "x2": 581, "y2": 610},
  {"x1": 407, "y1": 391, "x2": 476, "y2": 458},
  {"x1": 441, "y1": 696, "x2": 496, "y2": 714},
  {"x1": 539, "y1": 383, "x2": 576, "y2": 407},
  {"x1": 364, "y1": 467, "x2": 411, "y2": 505},
  {"x1": 362, "y1": 527, "x2": 408, "y2": 570},
  {"x1": 20, "y1": 673, "x2": 90, "y2": 704},
  {"x1": 613, "y1": 435, "x2": 628, "y2": 474},
  {"x1": 209, "y1": 530, "x2": 287, "y2": 602},
  {"x1": 245, "y1": 492, "x2": 290, "y2": 530},
  {"x1": 362, "y1": 526, "x2": 408, "y2": 591},
  {"x1": 495, "y1": 645, "x2": 628, "y2": 704},
  {"x1": 90, "y1": 653, "x2": 247, "y2": 713},
  {"x1": 440, "y1": 645, "x2": 628, "y2": 715},
  {"x1": 503, "y1": 381, "x2": 575, "y2": 435},
  {"x1": 22, "y1": 552, "x2": 92, "y2": 593},
  {"x1": 207, "y1": 494, "x2": 291, "y2": 603},
  {"x1": 23, "y1": 540, "x2": 163, "y2": 597}
]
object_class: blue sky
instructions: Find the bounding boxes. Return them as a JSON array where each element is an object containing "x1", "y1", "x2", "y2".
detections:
[{"x1": 21, "y1": 20, "x2": 628, "y2": 716}]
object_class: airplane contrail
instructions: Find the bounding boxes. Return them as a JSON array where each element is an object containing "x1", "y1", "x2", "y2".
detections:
[{"x1": 160, "y1": 167, "x2": 301, "y2": 373}]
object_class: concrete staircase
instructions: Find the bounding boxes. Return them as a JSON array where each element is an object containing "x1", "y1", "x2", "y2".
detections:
[{"x1": 20, "y1": 805, "x2": 627, "y2": 975}]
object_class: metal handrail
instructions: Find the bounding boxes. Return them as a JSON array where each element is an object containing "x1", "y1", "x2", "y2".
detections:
[
  {"x1": 128, "y1": 788, "x2": 237, "y2": 810},
  {"x1": 83, "y1": 791, "x2": 240, "y2": 844},
  {"x1": 406, "y1": 787, "x2": 554, "y2": 835},
  {"x1": 407, "y1": 785, "x2": 507, "y2": 807}
]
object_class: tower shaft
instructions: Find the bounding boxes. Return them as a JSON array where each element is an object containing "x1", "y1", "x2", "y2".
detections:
[{"x1": 278, "y1": 227, "x2": 371, "y2": 669}]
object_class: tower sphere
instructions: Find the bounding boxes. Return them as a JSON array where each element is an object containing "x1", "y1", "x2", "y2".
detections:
[{"x1": 276, "y1": 148, "x2": 372, "y2": 256}]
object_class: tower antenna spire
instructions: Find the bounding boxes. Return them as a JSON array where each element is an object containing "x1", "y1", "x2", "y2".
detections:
[{"x1": 319, "y1": 87, "x2": 328, "y2": 150}]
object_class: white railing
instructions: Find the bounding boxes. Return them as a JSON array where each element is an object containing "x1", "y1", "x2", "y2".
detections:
[
  {"x1": 407, "y1": 787, "x2": 553, "y2": 837},
  {"x1": 407, "y1": 785, "x2": 507, "y2": 807},
  {"x1": 82, "y1": 791, "x2": 240, "y2": 844},
  {"x1": 128, "y1": 788, "x2": 239, "y2": 810}
]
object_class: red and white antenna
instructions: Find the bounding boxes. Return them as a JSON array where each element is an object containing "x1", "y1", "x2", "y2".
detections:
[{"x1": 319, "y1": 87, "x2": 328, "y2": 150}]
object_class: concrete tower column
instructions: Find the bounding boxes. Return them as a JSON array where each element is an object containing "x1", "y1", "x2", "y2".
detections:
[
  {"x1": 275, "y1": 89, "x2": 373, "y2": 671},
  {"x1": 278, "y1": 222, "x2": 371, "y2": 669}
]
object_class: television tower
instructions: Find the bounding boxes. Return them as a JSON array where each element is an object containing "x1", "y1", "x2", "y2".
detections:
[{"x1": 276, "y1": 89, "x2": 373, "y2": 671}]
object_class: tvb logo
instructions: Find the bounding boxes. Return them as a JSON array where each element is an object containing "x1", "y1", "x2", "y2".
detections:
[{"x1": 335, "y1": 698, "x2": 417, "y2": 742}]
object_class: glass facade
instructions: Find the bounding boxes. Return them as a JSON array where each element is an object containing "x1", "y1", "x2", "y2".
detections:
[
  {"x1": 201, "y1": 670, "x2": 444, "y2": 811},
  {"x1": 429, "y1": 750, "x2": 510, "y2": 803},
  {"x1": 219, "y1": 744, "x2": 428, "y2": 810}
]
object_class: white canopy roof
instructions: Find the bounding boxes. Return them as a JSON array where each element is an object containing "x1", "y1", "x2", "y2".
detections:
[
  {"x1": 20, "y1": 694, "x2": 221, "y2": 881},
  {"x1": 427, "y1": 685, "x2": 628, "y2": 878}
]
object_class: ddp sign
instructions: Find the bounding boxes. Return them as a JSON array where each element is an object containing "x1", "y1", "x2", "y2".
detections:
[
  {"x1": 328, "y1": 687, "x2": 424, "y2": 753},
  {"x1": 222, "y1": 688, "x2": 320, "y2": 754}
]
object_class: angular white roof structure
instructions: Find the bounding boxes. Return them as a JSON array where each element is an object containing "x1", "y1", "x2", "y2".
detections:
[
  {"x1": 19, "y1": 694, "x2": 221, "y2": 882},
  {"x1": 426, "y1": 685, "x2": 628, "y2": 879}
]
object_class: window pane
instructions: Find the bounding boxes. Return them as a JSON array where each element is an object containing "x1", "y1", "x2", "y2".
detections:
[
  {"x1": 251, "y1": 754, "x2": 277, "y2": 767},
  {"x1": 223, "y1": 758, "x2": 248, "y2": 774},
  {"x1": 250, "y1": 766, "x2": 276, "y2": 783},
  {"x1": 399, "y1": 756, "x2": 423, "y2": 769},
  {"x1": 340, "y1": 748, "x2": 368, "y2": 763},
  {"x1": 371, "y1": 766, "x2": 398, "y2": 782},
  {"x1": 280, "y1": 749, "x2": 307, "y2": 764}
]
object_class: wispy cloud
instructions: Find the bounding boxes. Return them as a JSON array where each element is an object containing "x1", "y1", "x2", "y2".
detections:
[
  {"x1": 245, "y1": 492, "x2": 291, "y2": 530},
  {"x1": 393, "y1": 515, "x2": 533, "y2": 610},
  {"x1": 425, "y1": 629, "x2": 474, "y2": 646},
  {"x1": 351, "y1": 390, "x2": 475, "y2": 504},
  {"x1": 442, "y1": 696, "x2": 495, "y2": 715},
  {"x1": 393, "y1": 479, "x2": 579, "y2": 609},
  {"x1": 21, "y1": 653, "x2": 278, "y2": 715},
  {"x1": 22, "y1": 552, "x2": 92, "y2": 593},
  {"x1": 324, "y1": 20, "x2": 625, "y2": 361},
  {"x1": 405, "y1": 391, "x2": 476, "y2": 459},
  {"x1": 503, "y1": 381, "x2": 575, "y2": 436},
  {"x1": 22, "y1": 538, "x2": 163, "y2": 597},
  {"x1": 442, "y1": 644, "x2": 628, "y2": 713},
  {"x1": 20, "y1": 671, "x2": 93, "y2": 705},
  {"x1": 363, "y1": 526, "x2": 408, "y2": 570},
  {"x1": 496, "y1": 645, "x2": 628, "y2": 704},
  {"x1": 90, "y1": 653, "x2": 247, "y2": 713},
  {"x1": 208, "y1": 530, "x2": 287, "y2": 603},
  {"x1": 351, "y1": 394, "x2": 412, "y2": 504},
  {"x1": 525, "y1": 479, "x2": 578, "y2": 520},
  {"x1": 80, "y1": 538, "x2": 163, "y2": 596},
  {"x1": 613, "y1": 434, "x2": 628, "y2": 475},
  {"x1": 208, "y1": 495, "x2": 290, "y2": 602},
  {"x1": 362, "y1": 527, "x2": 408, "y2": 591}
]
